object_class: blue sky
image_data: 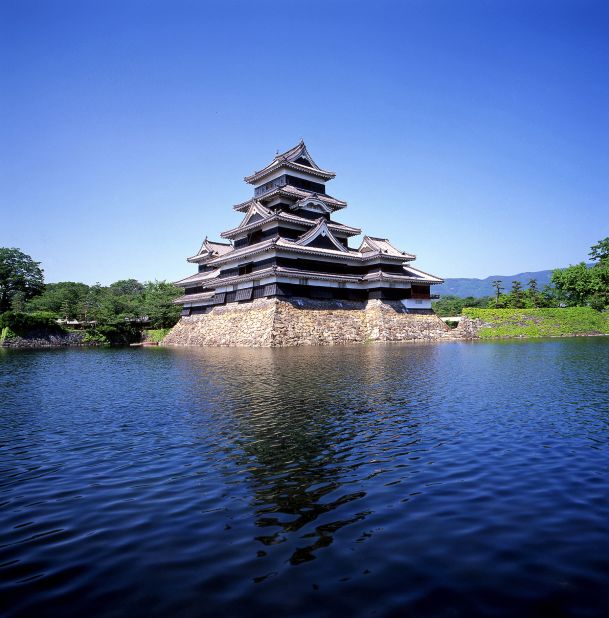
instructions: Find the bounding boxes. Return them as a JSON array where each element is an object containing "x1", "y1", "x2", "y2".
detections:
[{"x1": 1, "y1": 0, "x2": 608, "y2": 284}]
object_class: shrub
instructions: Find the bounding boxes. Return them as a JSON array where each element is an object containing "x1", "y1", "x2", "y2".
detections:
[
  {"x1": 145, "y1": 328, "x2": 171, "y2": 343},
  {"x1": 82, "y1": 331, "x2": 109, "y2": 345},
  {"x1": 0, "y1": 311, "x2": 65, "y2": 336}
]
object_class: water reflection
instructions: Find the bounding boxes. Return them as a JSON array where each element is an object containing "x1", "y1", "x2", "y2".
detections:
[
  {"x1": 173, "y1": 345, "x2": 432, "y2": 565},
  {"x1": 5, "y1": 340, "x2": 609, "y2": 616}
]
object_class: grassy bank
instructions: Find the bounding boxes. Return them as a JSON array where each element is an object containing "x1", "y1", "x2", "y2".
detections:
[
  {"x1": 145, "y1": 328, "x2": 172, "y2": 343},
  {"x1": 462, "y1": 307, "x2": 609, "y2": 339}
]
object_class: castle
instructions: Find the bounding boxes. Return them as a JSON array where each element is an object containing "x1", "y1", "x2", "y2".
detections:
[{"x1": 165, "y1": 142, "x2": 452, "y2": 346}]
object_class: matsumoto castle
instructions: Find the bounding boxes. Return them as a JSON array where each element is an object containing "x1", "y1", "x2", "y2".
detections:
[{"x1": 174, "y1": 141, "x2": 443, "y2": 315}]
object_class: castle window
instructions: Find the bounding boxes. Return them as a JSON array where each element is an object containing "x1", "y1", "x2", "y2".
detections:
[{"x1": 239, "y1": 263, "x2": 253, "y2": 276}]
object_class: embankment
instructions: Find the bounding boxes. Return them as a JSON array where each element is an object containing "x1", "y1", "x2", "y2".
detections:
[
  {"x1": 163, "y1": 298, "x2": 462, "y2": 347},
  {"x1": 460, "y1": 307, "x2": 609, "y2": 339},
  {"x1": 0, "y1": 329, "x2": 87, "y2": 349}
]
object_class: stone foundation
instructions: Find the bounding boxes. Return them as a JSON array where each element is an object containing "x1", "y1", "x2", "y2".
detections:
[
  {"x1": 163, "y1": 298, "x2": 471, "y2": 347},
  {"x1": 1, "y1": 331, "x2": 87, "y2": 349}
]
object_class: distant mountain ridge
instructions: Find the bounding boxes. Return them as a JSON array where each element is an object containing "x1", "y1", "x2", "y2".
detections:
[{"x1": 436, "y1": 269, "x2": 555, "y2": 298}]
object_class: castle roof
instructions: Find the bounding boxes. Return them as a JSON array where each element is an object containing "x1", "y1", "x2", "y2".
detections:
[
  {"x1": 187, "y1": 237, "x2": 233, "y2": 263},
  {"x1": 358, "y1": 236, "x2": 416, "y2": 259},
  {"x1": 244, "y1": 141, "x2": 336, "y2": 185},
  {"x1": 233, "y1": 187, "x2": 347, "y2": 212},
  {"x1": 220, "y1": 210, "x2": 361, "y2": 240}
]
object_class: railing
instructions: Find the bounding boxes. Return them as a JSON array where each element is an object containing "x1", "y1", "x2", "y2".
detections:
[
  {"x1": 254, "y1": 176, "x2": 287, "y2": 197},
  {"x1": 410, "y1": 293, "x2": 431, "y2": 300}
]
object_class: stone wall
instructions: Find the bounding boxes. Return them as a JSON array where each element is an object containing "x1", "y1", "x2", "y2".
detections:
[
  {"x1": 1, "y1": 331, "x2": 87, "y2": 349},
  {"x1": 163, "y1": 298, "x2": 474, "y2": 347}
]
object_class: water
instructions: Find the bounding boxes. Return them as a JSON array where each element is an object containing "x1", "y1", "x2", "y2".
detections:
[{"x1": 1, "y1": 339, "x2": 609, "y2": 617}]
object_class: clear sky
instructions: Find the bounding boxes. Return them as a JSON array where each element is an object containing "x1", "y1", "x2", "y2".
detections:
[{"x1": 1, "y1": 0, "x2": 608, "y2": 284}]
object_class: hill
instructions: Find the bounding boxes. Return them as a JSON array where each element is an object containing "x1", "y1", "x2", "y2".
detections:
[{"x1": 436, "y1": 269, "x2": 555, "y2": 298}]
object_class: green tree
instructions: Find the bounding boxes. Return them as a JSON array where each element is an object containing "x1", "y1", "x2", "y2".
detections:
[
  {"x1": 0, "y1": 248, "x2": 45, "y2": 313},
  {"x1": 109, "y1": 279, "x2": 145, "y2": 296},
  {"x1": 589, "y1": 237, "x2": 609, "y2": 263},
  {"x1": 491, "y1": 280, "x2": 504, "y2": 305},
  {"x1": 527, "y1": 278, "x2": 541, "y2": 308},
  {"x1": 140, "y1": 281, "x2": 182, "y2": 328},
  {"x1": 509, "y1": 280, "x2": 525, "y2": 308},
  {"x1": 432, "y1": 295, "x2": 491, "y2": 317},
  {"x1": 552, "y1": 237, "x2": 609, "y2": 309},
  {"x1": 552, "y1": 263, "x2": 600, "y2": 307},
  {"x1": 27, "y1": 281, "x2": 90, "y2": 318}
]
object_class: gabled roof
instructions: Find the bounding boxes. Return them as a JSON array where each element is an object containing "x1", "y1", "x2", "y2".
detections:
[
  {"x1": 175, "y1": 268, "x2": 221, "y2": 287},
  {"x1": 295, "y1": 218, "x2": 349, "y2": 253},
  {"x1": 401, "y1": 264, "x2": 444, "y2": 284},
  {"x1": 233, "y1": 186, "x2": 347, "y2": 212},
  {"x1": 358, "y1": 236, "x2": 415, "y2": 260},
  {"x1": 291, "y1": 195, "x2": 332, "y2": 214},
  {"x1": 244, "y1": 141, "x2": 336, "y2": 185},
  {"x1": 221, "y1": 210, "x2": 361, "y2": 240},
  {"x1": 238, "y1": 200, "x2": 272, "y2": 228},
  {"x1": 187, "y1": 237, "x2": 233, "y2": 263}
]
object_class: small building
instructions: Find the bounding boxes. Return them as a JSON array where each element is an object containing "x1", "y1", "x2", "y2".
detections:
[{"x1": 174, "y1": 141, "x2": 443, "y2": 316}]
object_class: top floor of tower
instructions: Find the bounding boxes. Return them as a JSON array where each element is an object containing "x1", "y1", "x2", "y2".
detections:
[{"x1": 246, "y1": 140, "x2": 337, "y2": 200}]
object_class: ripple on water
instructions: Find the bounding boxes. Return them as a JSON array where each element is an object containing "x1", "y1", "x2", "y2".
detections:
[{"x1": 1, "y1": 340, "x2": 609, "y2": 616}]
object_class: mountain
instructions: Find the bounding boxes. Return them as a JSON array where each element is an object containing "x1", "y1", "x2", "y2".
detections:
[{"x1": 436, "y1": 269, "x2": 555, "y2": 298}]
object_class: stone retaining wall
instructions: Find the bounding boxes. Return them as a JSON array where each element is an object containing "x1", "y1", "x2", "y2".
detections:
[
  {"x1": 1, "y1": 331, "x2": 87, "y2": 349},
  {"x1": 163, "y1": 298, "x2": 474, "y2": 347}
]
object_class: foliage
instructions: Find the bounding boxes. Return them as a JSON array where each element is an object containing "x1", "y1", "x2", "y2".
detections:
[
  {"x1": 145, "y1": 328, "x2": 172, "y2": 343},
  {"x1": 82, "y1": 331, "x2": 110, "y2": 345},
  {"x1": 462, "y1": 307, "x2": 609, "y2": 339},
  {"x1": 0, "y1": 249, "x2": 181, "y2": 344},
  {"x1": 433, "y1": 295, "x2": 491, "y2": 317},
  {"x1": 0, "y1": 311, "x2": 65, "y2": 336},
  {"x1": 23, "y1": 277, "x2": 181, "y2": 336},
  {"x1": 0, "y1": 248, "x2": 45, "y2": 313},
  {"x1": 27, "y1": 281, "x2": 91, "y2": 318},
  {"x1": 589, "y1": 238, "x2": 609, "y2": 263},
  {"x1": 491, "y1": 278, "x2": 558, "y2": 309},
  {"x1": 0, "y1": 326, "x2": 15, "y2": 342},
  {"x1": 551, "y1": 237, "x2": 609, "y2": 310},
  {"x1": 139, "y1": 281, "x2": 182, "y2": 328},
  {"x1": 109, "y1": 279, "x2": 145, "y2": 296}
]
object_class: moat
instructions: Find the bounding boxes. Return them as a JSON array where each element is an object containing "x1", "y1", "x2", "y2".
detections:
[{"x1": 2, "y1": 338, "x2": 609, "y2": 617}]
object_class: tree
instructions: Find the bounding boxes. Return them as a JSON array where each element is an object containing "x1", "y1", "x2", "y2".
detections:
[
  {"x1": 509, "y1": 280, "x2": 525, "y2": 308},
  {"x1": 432, "y1": 295, "x2": 491, "y2": 317},
  {"x1": 552, "y1": 237, "x2": 609, "y2": 310},
  {"x1": 109, "y1": 279, "x2": 145, "y2": 296},
  {"x1": 491, "y1": 280, "x2": 504, "y2": 305},
  {"x1": 140, "y1": 281, "x2": 182, "y2": 328},
  {"x1": 27, "y1": 281, "x2": 90, "y2": 318},
  {"x1": 589, "y1": 237, "x2": 609, "y2": 263},
  {"x1": 527, "y1": 278, "x2": 541, "y2": 308},
  {"x1": 0, "y1": 248, "x2": 45, "y2": 313}
]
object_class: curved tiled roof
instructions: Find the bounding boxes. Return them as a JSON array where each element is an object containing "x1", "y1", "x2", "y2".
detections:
[
  {"x1": 244, "y1": 141, "x2": 336, "y2": 184},
  {"x1": 187, "y1": 237, "x2": 233, "y2": 263},
  {"x1": 220, "y1": 211, "x2": 361, "y2": 240},
  {"x1": 234, "y1": 187, "x2": 347, "y2": 212}
]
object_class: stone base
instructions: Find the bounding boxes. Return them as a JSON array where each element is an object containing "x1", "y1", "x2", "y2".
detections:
[{"x1": 163, "y1": 298, "x2": 467, "y2": 347}]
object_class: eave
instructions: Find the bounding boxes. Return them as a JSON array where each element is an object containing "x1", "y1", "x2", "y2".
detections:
[
  {"x1": 220, "y1": 213, "x2": 361, "y2": 240},
  {"x1": 233, "y1": 187, "x2": 347, "y2": 212},
  {"x1": 245, "y1": 161, "x2": 336, "y2": 185}
]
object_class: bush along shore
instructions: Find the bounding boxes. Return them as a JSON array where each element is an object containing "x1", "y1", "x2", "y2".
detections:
[
  {"x1": 461, "y1": 307, "x2": 609, "y2": 339},
  {"x1": 0, "y1": 312, "x2": 176, "y2": 349}
]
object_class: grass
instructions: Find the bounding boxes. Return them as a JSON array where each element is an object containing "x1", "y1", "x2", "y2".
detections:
[
  {"x1": 0, "y1": 326, "x2": 15, "y2": 343},
  {"x1": 146, "y1": 328, "x2": 172, "y2": 343},
  {"x1": 462, "y1": 307, "x2": 609, "y2": 339}
]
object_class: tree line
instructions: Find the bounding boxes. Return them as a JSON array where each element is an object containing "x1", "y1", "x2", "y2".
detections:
[
  {"x1": 433, "y1": 237, "x2": 609, "y2": 316},
  {"x1": 0, "y1": 247, "x2": 182, "y2": 343}
]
